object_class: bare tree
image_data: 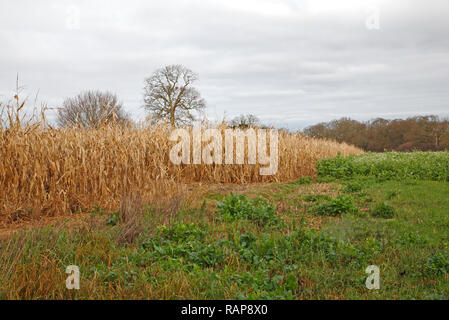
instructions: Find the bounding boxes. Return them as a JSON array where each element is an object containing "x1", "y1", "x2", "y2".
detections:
[
  {"x1": 57, "y1": 91, "x2": 130, "y2": 128},
  {"x1": 143, "y1": 65, "x2": 206, "y2": 126},
  {"x1": 229, "y1": 114, "x2": 262, "y2": 129}
]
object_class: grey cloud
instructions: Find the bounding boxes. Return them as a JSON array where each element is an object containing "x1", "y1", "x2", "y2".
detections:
[{"x1": 1, "y1": 0, "x2": 449, "y2": 129}]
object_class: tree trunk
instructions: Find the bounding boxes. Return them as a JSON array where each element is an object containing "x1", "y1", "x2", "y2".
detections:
[{"x1": 170, "y1": 108, "x2": 175, "y2": 126}]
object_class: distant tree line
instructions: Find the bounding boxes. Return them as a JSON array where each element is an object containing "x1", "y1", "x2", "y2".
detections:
[
  {"x1": 303, "y1": 116, "x2": 449, "y2": 152},
  {"x1": 228, "y1": 114, "x2": 262, "y2": 129}
]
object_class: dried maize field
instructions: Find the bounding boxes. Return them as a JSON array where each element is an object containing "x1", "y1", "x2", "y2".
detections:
[{"x1": 0, "y1": 116, "x2": 362, "y2": 225}]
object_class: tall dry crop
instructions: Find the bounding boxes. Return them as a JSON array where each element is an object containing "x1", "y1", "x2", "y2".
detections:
[{"x1": 0, "y1": 99, "x2": 363, "y2": 222}]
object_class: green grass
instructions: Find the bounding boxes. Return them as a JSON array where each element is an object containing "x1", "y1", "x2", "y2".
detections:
[
  {"x1": 0, "y1": 152, "x2": 448, "y2": 300},
  {"x1": 216, "y1": 193, "x2": 281, "y2": 226},
  {"x1": 312, "y1": 195, "x2": 362, "y2": 217},
  {"x1": 370, "y1": 203, "x2": 396, "y2": 219},
  {"x1": 317, "y1": 152, "x2": 449, "y2": 181}
]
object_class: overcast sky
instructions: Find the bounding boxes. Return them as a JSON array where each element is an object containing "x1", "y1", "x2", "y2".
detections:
[{"x1": 1, "y1": 0, "x2": 449, "y2": 129}]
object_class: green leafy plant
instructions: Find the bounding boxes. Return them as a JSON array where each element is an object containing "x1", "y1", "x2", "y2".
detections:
[
  {"x1": 216, "y1": 193, "x2": 279, "y2": 226},
  {"x1": 316, "y1": 154, "x2": 355, "y2": 179},
  {"x1": 370, "y1": 203, "x2": 396, "y2": 219},
  {"x1": 385, "y1": 190, "x2": 399, "y2": 200},
  {"x1": 157, "y1": 223, "x2": 207, "y2": 243},
  {"x1": 312, "y1": 195, "x2": 360, "y2": 217},
  {"x1": 141, "y1": 223, "x2": 224, "y2": 268},
  {"x1": 317, "y1": 152, "x2": 449, "y2": 182},
  {"x1": 89, "y1": 205, "x2": 105, "y2": 217},
  {"x1": 425, "y1": 251, "x2": 449, "y2": 277},
  {"x1": 106, "y1": 211, "x2": 119, "y2": 226},
  {"x1": 397, "y1": 232, "x2": 428, "y2": 247},
  {"x1": 343, "y1": 181, "x2": 363, "y2": 193}
]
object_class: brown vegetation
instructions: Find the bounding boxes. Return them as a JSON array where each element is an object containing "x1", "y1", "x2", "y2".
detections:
[
  {"x1": 304, "y1": 116, "x2": 449, "y2": 152},
  {"x1": 0, "y1": 97, "x2": 362, "y2": 224}
]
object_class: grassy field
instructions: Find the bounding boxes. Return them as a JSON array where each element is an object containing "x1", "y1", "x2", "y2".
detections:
[{"x1": 0, "y1": 152, "x2": 448, "y2": 300}]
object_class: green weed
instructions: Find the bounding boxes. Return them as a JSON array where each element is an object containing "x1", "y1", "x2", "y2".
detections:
[
  {"x1": 216, "y1": 193, "x2": 280, "y2": 226},
  {"x1": 370, "y1": 203, "x2": 396, "y2": 219},
  {"x1": 312, "y1": 195, "x2": 361, "y2": 217}
]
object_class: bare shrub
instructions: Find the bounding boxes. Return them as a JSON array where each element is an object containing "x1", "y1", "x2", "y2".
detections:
[
  {"x1": 154, "y1": 190, "x2": 184, "y2": 225},
  {"x1": 116, "y1": 193, "x2": 144, "y2": 244},
  {"x1": 57, "y1": 90, "x2": 131, "y2": 128}
]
